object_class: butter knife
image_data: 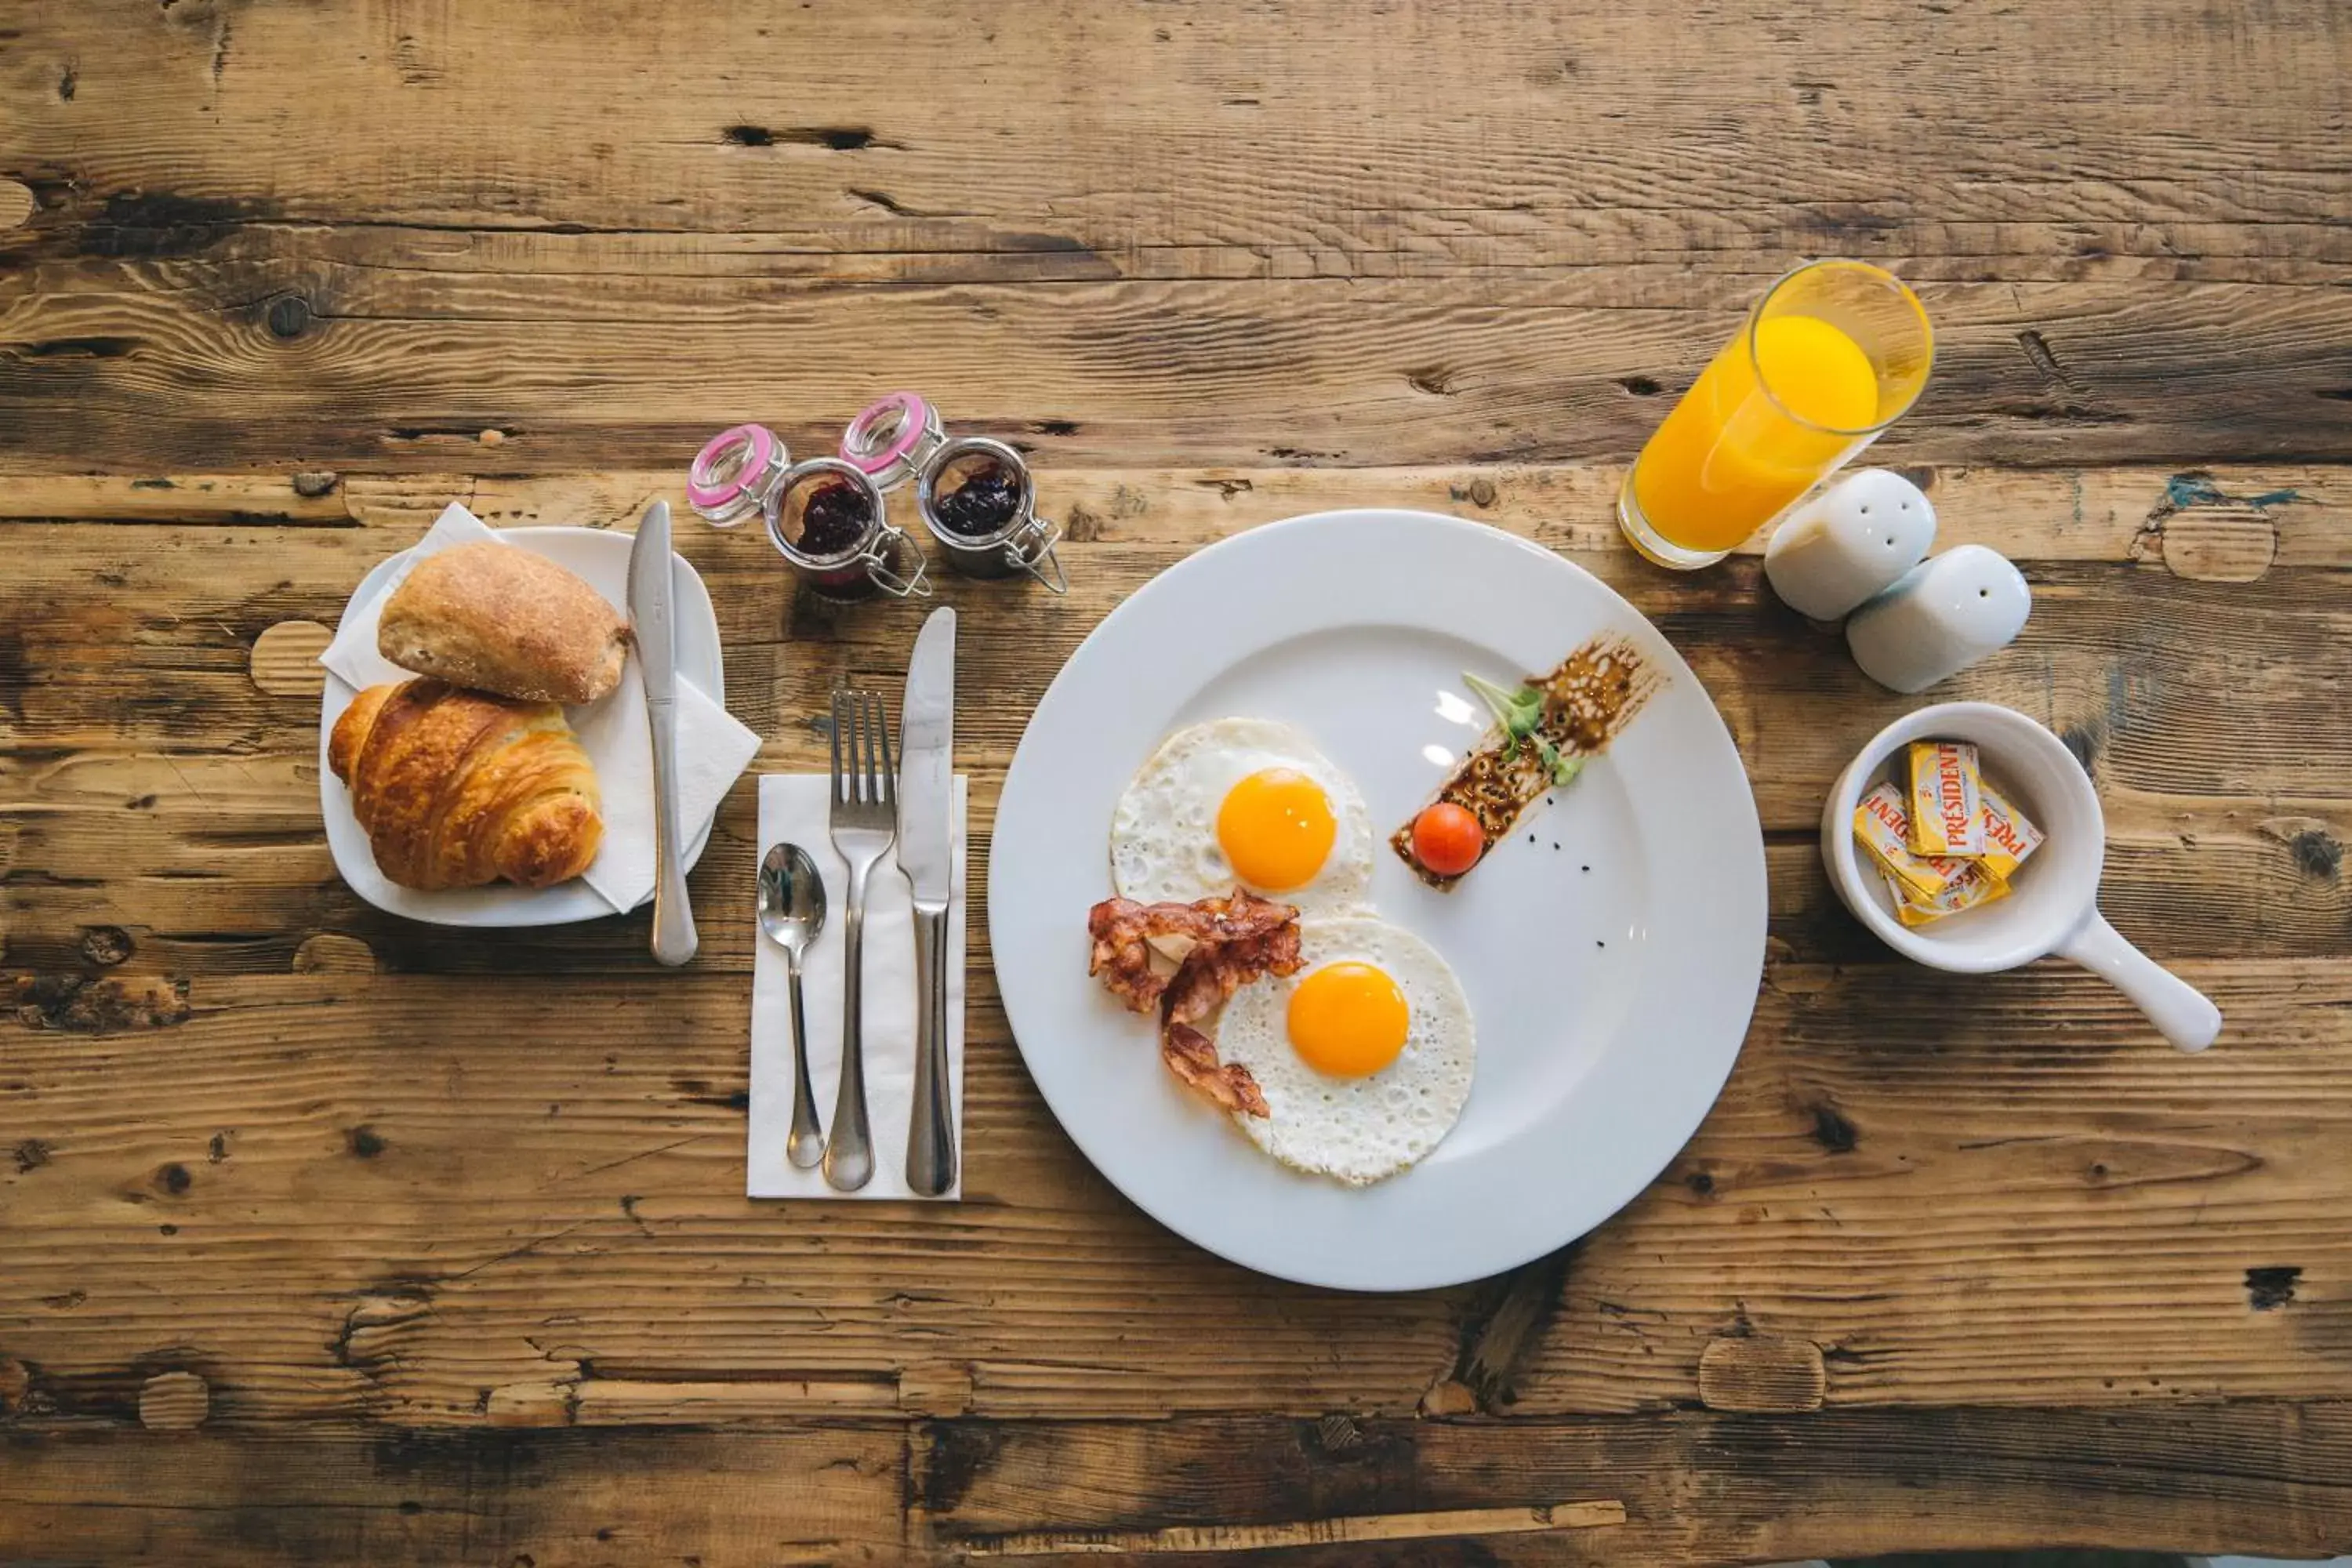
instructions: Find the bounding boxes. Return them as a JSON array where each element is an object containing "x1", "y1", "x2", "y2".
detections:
[
  {"x1": 898, "y1": 606, "x2": 957, "y2": 1195},
  {"x1": 628, "y1": 499, "x2": 698, "y2": 967}
]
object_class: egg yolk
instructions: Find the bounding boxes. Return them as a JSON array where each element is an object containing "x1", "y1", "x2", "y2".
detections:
[
  {"x1": 1287, "y1": 962, "x2": 1410, "y2": 1076},
  {"x1": 1216, "y1": 768, "x2": 1336, "y2": 891}
]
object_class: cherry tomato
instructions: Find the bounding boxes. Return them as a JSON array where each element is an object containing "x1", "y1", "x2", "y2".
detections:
[{"x1": 1411, "y1": 801, "x2": 1484, "y2": 877}]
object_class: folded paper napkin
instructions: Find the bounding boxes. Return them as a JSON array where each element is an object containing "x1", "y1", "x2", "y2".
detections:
[
  {"x1": 321, "y1": 502, "x2": 761, "y2": 914},
  {"x1": 749, "y1": 773, "x2": 967, "y2": 1201}
]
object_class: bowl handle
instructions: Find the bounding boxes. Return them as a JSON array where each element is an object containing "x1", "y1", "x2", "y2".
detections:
[{"x1": 2056, "y1": 911, "x2": 2222, "y2": 1053}]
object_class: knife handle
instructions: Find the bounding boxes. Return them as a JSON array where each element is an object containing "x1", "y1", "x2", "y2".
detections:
[
  {"x1": 906, "y1": 901, "x2": 956, "y2": 1196},
  {"x1": 647, "y1": 700, "x2": 699, "y2": 967}
]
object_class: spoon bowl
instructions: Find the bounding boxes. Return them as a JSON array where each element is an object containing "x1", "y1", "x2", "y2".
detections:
[{"x1": 757, "y1": 842, "x2": 829, "y2": 1167}]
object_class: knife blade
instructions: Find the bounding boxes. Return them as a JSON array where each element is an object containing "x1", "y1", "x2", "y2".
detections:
[
  {"x1": 898, "y1": 607, "x2": 956, "y2": 907},
  {"x1": 898, "y1": 605, "x2": 956, "y2": 1194},
  {"x1": 628, "y1": 499, "x2": 698, "y2": 967}
]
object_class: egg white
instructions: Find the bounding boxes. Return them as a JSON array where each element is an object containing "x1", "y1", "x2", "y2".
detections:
[
  {"x1": 1109, "y1": 718, "x2": 1374, "y2": 916},
  {"x1": 1215, "y1": 916, "x2": 1475, "y2": 1186}
]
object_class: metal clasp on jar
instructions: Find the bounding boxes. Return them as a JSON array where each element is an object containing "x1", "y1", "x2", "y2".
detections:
[
  {"x1": 764, "y1": 458, "x2": 933, "y2": 601},
  {"x1": 839, "y1": 393, "x2": 947, "y2": 493},
  {"x1": 687, "y1": 423, "x2": 790, "y2": 528},
  {"x1": 913, "y1": 436, "x2": 1068, "y2": 594}
]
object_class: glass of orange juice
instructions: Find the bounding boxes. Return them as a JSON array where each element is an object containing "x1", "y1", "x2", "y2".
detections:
[{"x1": 1617, "y1": 260, "x2": 1933, "y2": 570}]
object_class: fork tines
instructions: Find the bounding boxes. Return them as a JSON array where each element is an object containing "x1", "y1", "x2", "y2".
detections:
[{"x1": 829, "y1": 688, "x2": 895, "y2": 814}]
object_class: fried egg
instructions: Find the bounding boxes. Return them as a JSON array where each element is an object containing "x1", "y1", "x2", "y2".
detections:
[
  {"x1": 1215, "y1": 916, "x2": 1475, "y2": 1185},
  {"x1": 1109, "y1": 718, "x2": 1374, "y2": 915}
]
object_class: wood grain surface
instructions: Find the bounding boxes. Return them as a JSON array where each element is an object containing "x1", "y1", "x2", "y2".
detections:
[{"x1": 5, "y1": 0, "x2": 2351, "y2": 1563}]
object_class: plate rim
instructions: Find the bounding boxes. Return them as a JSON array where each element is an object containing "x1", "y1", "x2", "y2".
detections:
[
  {"x1": 317, "y1": 524, "x2": 724, "y2": 929},
  {"x1": 987, "y1": 506, "x2": 1767, "y2": 1290}
]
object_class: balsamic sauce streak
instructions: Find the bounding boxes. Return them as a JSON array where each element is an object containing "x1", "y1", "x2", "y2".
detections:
[{"x1": 1390, "y1": 634, "x2": 1664, "y2": 890}]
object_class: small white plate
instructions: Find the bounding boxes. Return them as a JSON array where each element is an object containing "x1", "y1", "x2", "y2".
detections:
[
  {"x1": 318, "y1": 526, "x2": 724, "y2": 927},
  {"x1": 989, "y1": 510, "x2": 1767, "y2": 1290}
]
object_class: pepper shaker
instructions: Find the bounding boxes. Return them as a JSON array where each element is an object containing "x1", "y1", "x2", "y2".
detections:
[
  {"x1": 1762, "y1": 469, "x2": 1936, "y2": 621},
  {"x1": 1845, "y1": 545, "x2": 2031, "y2": 694}
]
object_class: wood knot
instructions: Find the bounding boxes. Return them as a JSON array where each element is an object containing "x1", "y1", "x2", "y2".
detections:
[
  {"x1": 293, "y1": 932, "x2": 378, "y2": 974},
  {"x1": 2257, "y1": 818, "x2": 2341, "y2": 881},
  {"x1": 292, "y1": 470, "x2": 340, "y2": 498},
  {"x1": 0, "y1": 180, "x2": 34, "y2": 230},
  {"x1": 265, "y1": 294, "x2": 312, "y2": 339},
  {"x1": 2246, "y1": 1265, "x2": 2301, "y2": 1311},
  {"x1": 1697, "y1": 1334, "x2": 1826, "y2": 1413},
  {"x1": 140, "y1": 1370, "x2": 209, "y2": 1431},
  {"x1": 2161, "y1": 509, "x2": 2277, "y2": 583},
  {"x1": 249, "y1": 620, "x2": 331, "y2": 697},
  {"x1": 80, "y1": 926, "x2": 134, "y2": 967},
  {"x1": 14, "y1": 974, "x2": 189, "y2": 1033}
]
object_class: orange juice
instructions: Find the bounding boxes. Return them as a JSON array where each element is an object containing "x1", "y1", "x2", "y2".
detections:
[{"x1": 1628, "y1": 314, "x2": 1882, "y2": 556}]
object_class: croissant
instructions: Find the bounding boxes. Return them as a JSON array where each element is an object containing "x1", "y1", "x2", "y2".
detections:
[{"x1": 328, "y1": 678, "x2": 604, "y2": 891}]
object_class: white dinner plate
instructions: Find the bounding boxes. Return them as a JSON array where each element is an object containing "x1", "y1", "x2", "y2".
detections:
[
  {"x1": 318, "y1": 526, "x2": 724, "y2": 927},
  {"x1": 989, "y1": 510, "x2": 1766, "y2": 1290}
]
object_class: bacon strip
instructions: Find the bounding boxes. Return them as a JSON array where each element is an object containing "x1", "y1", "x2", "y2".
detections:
[
  {"x1": 1161, "y1": 1022, "x2": 1271, "y2": 1117},
  {"x1": 1086, "y1": 890, "x2": 1298, "y2": 1118},
  {"x1": 1087, "y1": 889, "x2": 1300, "y2": 1016}
]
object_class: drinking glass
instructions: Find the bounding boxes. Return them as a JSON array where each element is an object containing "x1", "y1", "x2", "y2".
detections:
[{"x1": 1617, "y1": 260, "x2": 1933, "y2": 570}]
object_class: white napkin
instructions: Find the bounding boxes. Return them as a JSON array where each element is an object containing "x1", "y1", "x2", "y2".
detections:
[
  {"x1": 748, "y1": 773, "x2": 967, "y2": 1201},
  {"x1": 321, "y1": 503, "x2": 761, "y2": 914}
]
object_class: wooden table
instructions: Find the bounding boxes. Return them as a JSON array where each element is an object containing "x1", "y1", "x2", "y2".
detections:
[{"x1": 4, "y1": 2, "x2": 2350, "y2": 1563}]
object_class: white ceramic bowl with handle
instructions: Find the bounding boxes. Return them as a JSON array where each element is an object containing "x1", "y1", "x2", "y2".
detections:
[{"x1": 1820, "y1": 702, "x2": 2222, "y2": 1052}]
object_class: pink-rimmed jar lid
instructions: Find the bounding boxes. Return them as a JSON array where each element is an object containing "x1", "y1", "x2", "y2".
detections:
[
  {"x1": 688, "y1": 423, "x2": 789, "y2": 527},
  {"x1": 839, "y1": 393, "x2": 946, "y2": 492}
]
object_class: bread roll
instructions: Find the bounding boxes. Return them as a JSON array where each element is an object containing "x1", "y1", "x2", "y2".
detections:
[
  {"x1": 329, "y1": 678, "x2": 603, "y2": 891},
  {"x1": 378, "y1": 542, "x2": 629, "y2": 703}
]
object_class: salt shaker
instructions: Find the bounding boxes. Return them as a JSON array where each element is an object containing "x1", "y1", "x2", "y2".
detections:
[
  {"x1": 1845, "y1": 545, "x2": 2031, "y2": 694},
  {"x1": 1762, "y1": 469, "x2": 1936, "y2": 621}
]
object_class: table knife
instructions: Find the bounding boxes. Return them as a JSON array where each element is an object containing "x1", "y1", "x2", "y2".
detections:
[
  {"x1": 629, "y1": 499, "x2": 698, "y2": 967},
  {"x1": 898, "y1": 605, "x2": 957, "y2": 1195}
]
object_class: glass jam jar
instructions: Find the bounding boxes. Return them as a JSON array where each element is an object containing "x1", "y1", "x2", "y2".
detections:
[
  {"x1": 764, "y1": 458, "x2": 931, "y2": 601},
  {"x1": 840, "y1": 393, "x2": 947, "y2": 493},
  {"x1": 686, "y1": 423, "x2": 790, "y2": 528},
  {"x1": 914, "y1": 436, "x2": 1066, "y2": 593}
]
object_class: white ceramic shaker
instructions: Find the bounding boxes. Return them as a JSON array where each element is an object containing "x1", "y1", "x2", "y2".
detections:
[
  {"x1": 1845, "y1": 545, "x2": 2032, "y2": 694},
  {"x1": 1762, "y1": 468, "x2": 1937, "y2": 621}
]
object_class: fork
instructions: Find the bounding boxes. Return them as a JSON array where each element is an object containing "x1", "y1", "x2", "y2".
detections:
[{"x1": 822, "y1": 688, "x2": 895, "y2": 1192}]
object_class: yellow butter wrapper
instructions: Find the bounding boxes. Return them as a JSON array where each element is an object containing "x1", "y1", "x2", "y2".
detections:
[
  {"x1": 1976, "y1": 781, "x2": 2045, "y2": 881},
  {"x1": 1906, "y1": 740, "x2": 1985, "y2": 856},
  {"x1": 1855, "y1": 780, "x2": 1970, "y2": 898},
  {"x1": 1882, "y1": 864, "x2": 2010, "y2": 927}
]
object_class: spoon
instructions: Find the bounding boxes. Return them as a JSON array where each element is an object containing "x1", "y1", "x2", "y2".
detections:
[{"x1": 757, "y1": 842, "x2": 827, "y2": 1167}]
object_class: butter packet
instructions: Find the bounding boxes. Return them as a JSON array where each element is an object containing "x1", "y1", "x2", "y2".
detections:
[
  {"x1": 1855, "y1": 780, "x2": 1971, "y2": 898},
  {"x1": 1976, "y1": 781, "x2": 2045, "y2": 881},
  {"x1": 1882, "y1": 863, "x2": 2010, "y2": 927},
  {"x1": 1906, "y1": 740, "x2": 1986, "y2": 856}
]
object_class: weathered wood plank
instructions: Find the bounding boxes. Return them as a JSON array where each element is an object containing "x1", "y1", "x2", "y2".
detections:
[
  {"x1": 5, "y1": 0, "x2": 2347, "y2": 256},
  {"x1": 911, "y1": 1406, "x2": 2352, "y2": 1563},
  {"x1": 5, "y1": 261, "x2": 2350, "y2": 469},
  {"x1": 2, "y1": 962, "x2": 2346, "y2": 1428},
  {"x1": 6, "y1": 1405, "x2": 2347, "y2": 1565},
  {"x1": 0, "y1": 1424, "x2": 910, "y2": 1566}
]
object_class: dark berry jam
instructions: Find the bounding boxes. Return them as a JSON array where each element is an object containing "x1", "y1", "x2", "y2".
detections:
[
  {"x1": 797, "y1": 482, "x2": 873, "y2": 557},
  {"x1": 932, "y1": 466, "x2": 1022, "y2": 538}
]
